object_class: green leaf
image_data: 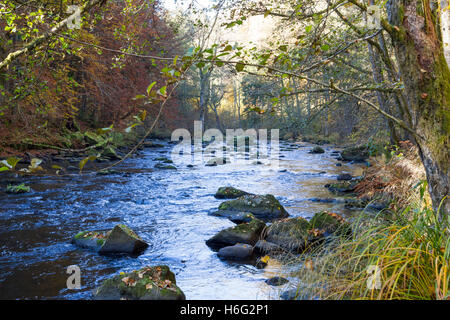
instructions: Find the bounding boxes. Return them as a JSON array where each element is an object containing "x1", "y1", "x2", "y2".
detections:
[
  {"x1": 146, "y1": 81, "x2": 156, "y2": 95},
  {"x1": 321, "y1": 44, "x2": 330, "y2": 51},
  {"x1": 235, "y1": 62, "x2": 245, "y2": 72},
  {"x1": 0, "y1": 166, "x2": 9, "y2": 172},
  {"x1": 6, "y1": 157, "x2": 21, "y2": 169},
  {"x1": 96, "y1": 124, "x2": 113, "y2": 135},
  {"x1": 278, "y1": 45, "x2": 288, "y2": 52},
  {"x1": 305, "y1": 25, "x2": 313, "y2": 33},
  {"x1": 139, "y1": 110, "x2": 147, "y2": 121},
  {"x1": 223, "y1": 45, "x2": 233, "y2": 51},
  {"x1": 133, "y1": 94, "x2": 147, "y2": 100},
  {"x1": 157, "y1": 86, "x2": 167, "y2": 97},
  {"x1": 79, "y1": 155, "x2": 98, "y2": 172}
]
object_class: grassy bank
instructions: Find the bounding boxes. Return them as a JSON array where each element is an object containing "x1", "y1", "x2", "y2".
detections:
[{"x1": 287, "y1": 142, "x2": 450, "y2": 300}]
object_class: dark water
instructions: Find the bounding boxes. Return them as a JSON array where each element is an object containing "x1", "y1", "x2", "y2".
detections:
[{"x1": 0, "y1": 141, "x2": 362, "y2": 299}]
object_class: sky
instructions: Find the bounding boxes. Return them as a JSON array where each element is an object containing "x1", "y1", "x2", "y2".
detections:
[{"x1": 161, "y1": 0, "x2": 275, "y2": 46}]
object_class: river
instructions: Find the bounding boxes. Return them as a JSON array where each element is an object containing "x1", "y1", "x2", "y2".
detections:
[{"x1": 0, "y1": 140, "x2": 361, "y2": 299}]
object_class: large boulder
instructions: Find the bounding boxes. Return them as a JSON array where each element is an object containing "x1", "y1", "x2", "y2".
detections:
[
  {"x1": 309, "y1": 211, "x2": 352, "y2": 237},
  {"x1": 205, "y1": 218, "x2": 266, "y2": 250},
  {"x1": 265, "y1": 217, "x2": 323, "y2": 253},
  {"x1": 214, "y1": 194, "x2": 289, "y2": 222},
  {"x1": 93, "y1": 266, "x2": 185, "y2": 300},
  {"x1": 341, "y1": 145, "x2": 370, "y2": 162},
  {"x1": 72, "y1": 224, "x2": 148, "y2": 254},
  {"x1": 217, "y1": 243, "x2": 254, "y2": 261},
  {"x1": 214, "y1": 187, "x2": 251, "y2": 199}
]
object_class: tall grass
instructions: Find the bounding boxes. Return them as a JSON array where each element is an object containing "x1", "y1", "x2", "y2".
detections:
[{"x1": 289, "y1": 197, "x2": 450, "y2": 300}]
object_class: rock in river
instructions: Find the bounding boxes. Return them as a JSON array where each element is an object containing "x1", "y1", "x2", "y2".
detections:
[
  {"x1": 214, "y1": 194, "x2": 289, "y2": 222},
  {"x1": 253, "y1": 239, "x2": 282, "y2": 255},
  {"x1": 265, "y1": 217, "x2": 323, "y2": 253},
  {"x1": 217, "y1": 243, "x2": 254, "y2": 261},
  {"x1": 309, "y1": 211, "x2": 352, "y2": 237},
  {"x1": 265, "y1": 276, "x2": 289, "y2": 286},
  {"x1": 206, "y1": 218, "x2": 266, "y2": 250},
  {"x1": 308, "y1": 146, "x2": 325, "y2": 154},
  {"x1": 93, "y1": 265, "x2": 185, "y2": 300},
  {"x1": 214, "y1": 186, "x2": 251, "y2": 199},
  {"x1": 337, "y1": 173, "x2": 353, "y2": 181},
  {"x1": 72, "y1": 224, "x2": 148, "y2": 254}
]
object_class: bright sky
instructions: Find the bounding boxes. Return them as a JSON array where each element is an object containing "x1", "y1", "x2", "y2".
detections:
[{"x1": 161, "y1": 0, "x2": 275, "y2": 47}]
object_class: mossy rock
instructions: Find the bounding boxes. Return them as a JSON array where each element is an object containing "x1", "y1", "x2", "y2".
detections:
[
  {"x1": 206, "y1": 218, "x2": 266, "y2": 250},
  {"x1": 93, "y1": 265, "x2": 185, "y2": 300},
  {"x1": 309, "y1": 211, "x2": 352, "y2": 237},
  {"x1": 309, "y1": 146, "x2": 325, "y2": 154},
  {"x1": 341, "y1": 145, "x2": 370, "y2": 162},
  {"x1": 325, "y1": 180, "x2": 359, "y2": 194},
  {"x1": 154, "y1": 163, "x2": 176, "y2": 170},
  {"x1": 6, "y1": 183, "x2": 31, "y2": 194},
  {"x1": 214, "y1": 187, "x2": 251, "y2": 199},
  {"x1": 265, "y1": 217, "x2": 323, "y2": 253},
  {"x1": 154, "y1": 157, "x2": 169, "y2": 161},
  {"x1": 72, "y1": 224, "x2": 148, "y2": 254},
  {"x1": 216, "y1": 194, "x2": 289, "y2": 222},
  {"x1": 229, "y1": 212, "x2": 255, "y2": 224}
]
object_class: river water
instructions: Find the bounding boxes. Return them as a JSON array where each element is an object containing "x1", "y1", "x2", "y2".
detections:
[{"x1": 0, "y1": 140, "x2": 361, "y2": 299}]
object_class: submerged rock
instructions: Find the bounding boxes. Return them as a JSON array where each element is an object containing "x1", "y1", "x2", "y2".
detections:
[
  {"x1": 154, "y1": 163, "x2": 176, "y2": 170},
  {"x1": 337, "y1": 173, "x2": 353, "y2": 181},
  {"x1": 93, "y1": 265, "x2": 185, "y2": 300},
  {"x1": 217, "y1": 243, "x2": 254, "y2": 261},
  {"x1": 265, "y1": 217, "x2": 323, "y2": 253},
  {"x1": 205, "y1": 218, "x2": 266, "y2": 250},
  {"x1": 214, "y1": 187, "x2": 251, "y2": 199},
  {"x1": 215, "y1": 194, "x2": 289, "y2": 222},
  {"x1": 72, "y1": 224, "x2": 148, "y2": 254},
  {"x1": 309, "y1": 146, "x2": 325, "y2": 154},
  {"x1": 265, "y1": 276, "x2": 289, "y2": 286}
]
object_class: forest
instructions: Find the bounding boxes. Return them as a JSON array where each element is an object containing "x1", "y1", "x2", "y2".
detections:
[{"x1": 0, "y1": 0, "x2": 449, "y2": 302}]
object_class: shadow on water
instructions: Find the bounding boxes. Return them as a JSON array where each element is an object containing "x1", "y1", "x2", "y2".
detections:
[{"x1": 0, "y1": 141, "x2": 363, "y2": 299}]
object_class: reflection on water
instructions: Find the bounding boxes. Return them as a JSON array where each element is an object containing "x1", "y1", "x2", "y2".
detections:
[{"x1": 0, "y1": 141, "x2": 361, "y2": 299}]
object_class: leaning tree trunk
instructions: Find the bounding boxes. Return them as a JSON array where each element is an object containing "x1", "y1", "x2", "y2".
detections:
[{"x1": 387, "y1": 0, "x2": 450, "y2": 217}]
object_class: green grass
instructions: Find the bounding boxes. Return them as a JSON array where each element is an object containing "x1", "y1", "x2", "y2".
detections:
[{"x1": 288, "y1": 199, "x2": 450, "y2": 300}]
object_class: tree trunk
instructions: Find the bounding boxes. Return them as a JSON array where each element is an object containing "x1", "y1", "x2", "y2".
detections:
[{"x1": 387, "y1": 0, "x2": 450, "y2": 216}]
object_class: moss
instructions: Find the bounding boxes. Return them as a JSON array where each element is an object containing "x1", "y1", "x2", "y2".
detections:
[
  {"x1": 6, "y1": 183, "x2": 31, "y2": 194},
  {"x1": 74, "y1": 231, "x2": 87, "y2": 239},
  {"x1": 96, "y1": 239, "x2": 105, "y2": 246}
]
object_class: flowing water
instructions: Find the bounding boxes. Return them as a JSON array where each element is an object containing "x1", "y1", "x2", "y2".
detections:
[{"x1": 0, "y1": 140, "x2": 362, "y2": 299}]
